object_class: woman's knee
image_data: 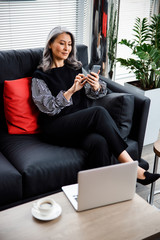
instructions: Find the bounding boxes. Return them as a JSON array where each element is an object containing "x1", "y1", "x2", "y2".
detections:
[
  {"x1": 90, "y1": 106, "x2": 106, "y2": 114},
  {"x1": 91, "y1": 106, "x2": 110, "y2": 119},
  {"x1": 88, "y1": 106, "x2": 113, "y2": 129},
  {"x1": 83, "y1": 133, "x2": 107, "y2": 151}
]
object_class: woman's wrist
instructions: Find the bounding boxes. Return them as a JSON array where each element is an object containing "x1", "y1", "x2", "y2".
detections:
[
  {"x1": 93, "y1": 84, "x2": 101, "y2": 92},
  {"x1": 63, "y1": 88, "x2": 74, "y2": 101}
]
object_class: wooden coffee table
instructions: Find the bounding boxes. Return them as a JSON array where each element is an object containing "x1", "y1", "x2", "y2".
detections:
[{"x1": 0, "y1": 192, "x2": 160, "y2": 240}]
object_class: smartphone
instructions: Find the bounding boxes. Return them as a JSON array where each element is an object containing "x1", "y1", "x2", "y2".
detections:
[{"x1": 90, "y1": 65, "x2": 101, "y2": 74}]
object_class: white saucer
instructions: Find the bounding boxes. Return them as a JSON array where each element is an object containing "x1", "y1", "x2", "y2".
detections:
[{"x1": 31, "y1": 202, "x2": 62, "y2": 221}]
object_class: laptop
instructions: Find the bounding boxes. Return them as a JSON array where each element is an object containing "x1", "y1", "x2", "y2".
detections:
[{"x1": 62, "y1": 161, "x2": 138, "y2": 211}]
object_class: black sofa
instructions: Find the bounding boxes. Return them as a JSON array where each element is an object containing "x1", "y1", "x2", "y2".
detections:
[{"x1": 0, "y1": 45, "x2": 150, "y2": 211}]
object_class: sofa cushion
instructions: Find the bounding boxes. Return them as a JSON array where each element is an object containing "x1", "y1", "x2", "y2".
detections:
[
  {"x1": 0, "y1": 152, "x2": 22, "y2": 208},
  {"x1": 3, "y1": 77, "x2": 40, "y2": 134},
  {"x1": 0, "y1": 131, "x2": 87, "y2": 198},
  {"x1": 87, "y1": 93, "x2": 134, "y2": 140}
]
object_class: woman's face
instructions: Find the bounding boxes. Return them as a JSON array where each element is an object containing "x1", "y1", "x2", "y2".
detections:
[{"x1": 49, "y1": 33, "x2": 72, "y2": 63}]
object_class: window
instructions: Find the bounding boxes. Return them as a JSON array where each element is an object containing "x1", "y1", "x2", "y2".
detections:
[{"x1": 0, "y1": 0, "x2": 90, "y2": 50}]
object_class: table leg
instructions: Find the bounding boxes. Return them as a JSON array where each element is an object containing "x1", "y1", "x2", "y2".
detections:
[{"x1": 149, "y1": 155, "x2": 159, "y2": 205}]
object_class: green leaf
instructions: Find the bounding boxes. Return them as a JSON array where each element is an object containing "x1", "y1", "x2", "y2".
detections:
[
  {"x1": 132, "y1": 17, "x2": 150, "y2": 45},
  {"x1": 117, "y1": 14, "x2": 160, "y2": 88},
  {"x1": 118, "y1": 39, "x2": 135, "y2": 49}
]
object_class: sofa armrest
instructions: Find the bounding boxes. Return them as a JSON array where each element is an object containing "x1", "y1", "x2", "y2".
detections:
[{"x1": 100, "y1": 76, "x2": 150, "y2": 159}]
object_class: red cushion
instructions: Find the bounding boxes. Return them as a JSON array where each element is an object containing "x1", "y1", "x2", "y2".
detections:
[{"x1": 3, "y1": 77, "x2": 40, "y2": 134}]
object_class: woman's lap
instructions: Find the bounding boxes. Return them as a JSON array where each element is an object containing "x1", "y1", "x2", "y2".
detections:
[
  {"x1": 43, "y1": 106, "x2": 115, "y2": 139},
  {"x1": 41, "y1": 106, "x2": 127, "y2": 158}
]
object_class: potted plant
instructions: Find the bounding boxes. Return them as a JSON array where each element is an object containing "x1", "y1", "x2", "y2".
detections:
[
  {"x1": 116, "y1": 14, "x2": 160, "y2": 145},
  {"x1": 117, "y1": 14, "x2": 160, "y2": 90}
]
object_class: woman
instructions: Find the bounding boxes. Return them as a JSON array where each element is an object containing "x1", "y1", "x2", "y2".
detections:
[{"x1": 32, "y1": 26, "x2": 159, "y2": 185}]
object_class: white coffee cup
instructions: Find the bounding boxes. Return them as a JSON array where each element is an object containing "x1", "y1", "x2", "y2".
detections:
[{"x1": 34, "y1": 198, "x2": 56, "y2": 216}]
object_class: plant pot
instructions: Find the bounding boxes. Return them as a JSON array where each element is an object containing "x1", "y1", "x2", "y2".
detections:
[{"x1": 124, "y1": 81, "x2": 160, "y2": 145}]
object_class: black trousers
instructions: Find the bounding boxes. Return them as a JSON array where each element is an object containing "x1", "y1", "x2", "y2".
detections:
[{"x1": 42, "y1": 106, "x2": 128, "y2": 168}]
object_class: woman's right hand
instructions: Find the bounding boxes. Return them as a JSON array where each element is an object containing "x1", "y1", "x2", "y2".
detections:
[
  {"x1": 64, "y1": 74, "x2": 87, "y2": 101},
  {"x1": 71, "y1": 74, "x2": 87, "y2": 92}
]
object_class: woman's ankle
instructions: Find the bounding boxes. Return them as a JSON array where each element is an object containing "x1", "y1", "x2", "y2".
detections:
[{"x1": 137, "y1": 167, "x2": 145, "y2": 180}]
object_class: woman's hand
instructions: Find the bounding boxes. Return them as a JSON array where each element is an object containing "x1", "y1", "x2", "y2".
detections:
[
  {"x1": 87, "y1": 71, "x2": 100, "y2": 91},
  {"x1": 71, "y1": 73, "x2": 87, "y2": 93},
  {"x1": 63, "y1": 74, "x2": 87, "y2": 101}
]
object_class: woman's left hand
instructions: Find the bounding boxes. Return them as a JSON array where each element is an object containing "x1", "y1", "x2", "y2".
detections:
[{"x1": 87, "y1": 71, "x2": 101, "y2": 91}]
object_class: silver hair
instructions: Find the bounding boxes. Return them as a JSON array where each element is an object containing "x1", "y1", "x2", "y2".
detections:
[{"x1": 38, "y1": 26, "x2": 82, "y2": 71}]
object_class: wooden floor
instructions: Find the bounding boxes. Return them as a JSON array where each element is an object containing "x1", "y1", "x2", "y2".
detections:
[{"x1": 136, "y1": 142, "x2": 160, "y2": 209}]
